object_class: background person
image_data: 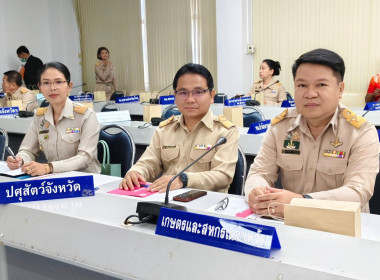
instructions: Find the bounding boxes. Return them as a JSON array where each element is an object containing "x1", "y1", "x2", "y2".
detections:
[
  {"x1": 95, "y1": 47, "x2": 118, "y2": 100},
  {"x1": 16, "y1": 45, "x2": 43, "y2": 90},
  {"x1": 7, "y1": 62, "x2": 100, "y2": 176},
  {"x1": 364, "y1": 73, "x2": 380, "y2": 103}
]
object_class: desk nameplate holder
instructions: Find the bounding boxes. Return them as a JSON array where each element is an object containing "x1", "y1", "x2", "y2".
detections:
[
  {"x1": 0, "y1": 175, "x2": 94, "y2": 204},
  {"x1": 363, "y1": 101, "x2": 380, "y2": 111},
  {"x1": 156, "y1": 208, "x2": 281, "y2": 258},
  {"x1": 69, "y1": 95, "x2": 94, "y2": 102},
  {"x1": 281, "y1": 100, "x2": 295, "y2": 107},
  {"x1": 159, "y1": 95, "x2": 175, "y2": 105},
  {"x1": 116, "y1": 95, "x2": 140, "y2": 104},
  {"x1": 0, "y1": 107, "x2": 19, "y2": 118},
  {"x1": 224, "y1": 97, "x2": 251, "y2": 106},
  {"x1": 247, "y1": 119, "x2": 271, "y2": 134}
]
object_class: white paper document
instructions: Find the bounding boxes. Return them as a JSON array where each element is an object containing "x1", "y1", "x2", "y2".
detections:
[{"x1": 0, "y1": 161, "x2": 25, "y2": 176}]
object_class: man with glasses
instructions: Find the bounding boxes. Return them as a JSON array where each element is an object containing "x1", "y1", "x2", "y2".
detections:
[
  {"x1": 245, "y1": 49, "x2": 379, "y2": 217},
  {"x1": 1, "y1": 70, "x2": 37, "y2": 111},
  {"x1": 120, "y1": 63, "x2": 239, "y2": 193}
]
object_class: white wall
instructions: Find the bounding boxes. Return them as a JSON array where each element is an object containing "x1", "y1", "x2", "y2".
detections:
[
  {"x1": 216, "y1": 0, "x2": 253, "y2": 97},
  {"x1": 0, "y1": 0, "x2": 83, "y2": 93}
]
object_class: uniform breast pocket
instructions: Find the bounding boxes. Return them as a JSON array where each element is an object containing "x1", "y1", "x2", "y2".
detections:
[
  {"x1": 316, "y1": 159, "x2": 347, "y2": 190},
  {"x1": 277, "y1": 155, "x2": 303, "y2": 189},
  {"x1": 189, "y1": 149, "x2": 216, "y2": 171},
  {"x1": 61, "y1": 133, "x2": 81, "y2": 156},
  {"x1": 161, "y1": 147, "x2": 180, "y2": 168},
  {"x1": 38, "y1": 134, "x2": 49, "y2": 154}
]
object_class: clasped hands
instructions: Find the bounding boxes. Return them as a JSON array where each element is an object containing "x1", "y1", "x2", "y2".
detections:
[
  {"x1": 248, "y1": 186, "x2": 303, "y2": 217},
  {"x1": 119, "y1": 171, "x2": 183, "y2": 193}
]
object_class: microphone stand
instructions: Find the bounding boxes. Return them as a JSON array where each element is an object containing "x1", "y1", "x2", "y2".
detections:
[
  {"x1": 135, "y1": 136, "x2": 227, "y2": 224},
  {"x1": 362, "y1": 99, "x2": 380, "y2": 117},
  {"x1": 251, "y1": 80, "x2": 280, "y2": 106},
  {"x1": 150, "y1": 83, "x2": 173, "y2": 104}
]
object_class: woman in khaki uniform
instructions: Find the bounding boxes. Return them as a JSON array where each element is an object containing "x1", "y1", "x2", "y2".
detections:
[
  {"x1": 248, "y1": 59, "x2": 287, "y2": 105},
  {"x1": 95, "y1": 47, "x2": 118, "y2": 100},
  {"x1": 7, "y1": 62, "x2": 101, "y2": 176}
]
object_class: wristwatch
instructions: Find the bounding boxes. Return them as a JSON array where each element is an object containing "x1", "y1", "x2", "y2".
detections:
[
  {"x1": 302, "y1": 194, "x2": 313, "y2": 199},
  {"x1": 179, "y1": 173, "x2": 188, "y2": 188}
]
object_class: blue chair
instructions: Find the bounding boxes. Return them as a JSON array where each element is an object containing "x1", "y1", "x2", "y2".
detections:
[
  {"x1": 110, "y1": 91, "x2": 124, "y2": 101},
  {"x1": 242, "y1": 106, "x2": 265, "y2": 127},
  {"x1": 214, "y1": 93, "x2": 227, "y2": 104},
  {"x1": 101, "y1": 102, "x2": 120, "y2": 112},
  {"x1": 98, "y1": 125, "x2": 136, "y2": 176},
  {"x1": 40, "y1": 100, "x2": 50, "y2": 108},
  {"x1": 286, "y1": 92, "x2": 293, "y2": 101},
  {"x1": 369, "y1": 155, "x2": 380, "y2": 215},
  {"x1": 0, "y1": 128, "x2": 8, "y2": 160},
  {"x1": 161, "y1": 104, "x2": 181, "y2": 120},
  {"x1": 228, "y1": 145, "x2": 247, "y2": 195}
]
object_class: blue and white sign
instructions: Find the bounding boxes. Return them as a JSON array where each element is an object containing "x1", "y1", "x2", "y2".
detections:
[
  {"x1": 0, "y1": 107, "x2": 19, "y2": 116},
  {"x1": 281, "y1": 100, "x2": 295, "y2": 107},
  {"x1": 116, "y1": 95, "x2": 140, "y2": 103},
  {"x1": 69, "y1": 95, "x2": 94, "y2": 102},
  {"x1": 0, "y1": 92, "x2": 4, "y2": 98},
  {"x1": 224, "y1": 97, "x2": 251, "y2": 106},
  {"x1": 363, "y1": 101, "x2": 380, "y2": 111},
  {"x1": 247, "y1": 119, "x2": 271, "y2": 134},
  {"x1": 159, "y1": 95, "x2": 175, "y2": 105},
  {"x1": 156, "y1": 208, "x2": 281, "y2": 258},
  {"x1": 0, "y1": 175, "x2": 94, "y2": 204}
]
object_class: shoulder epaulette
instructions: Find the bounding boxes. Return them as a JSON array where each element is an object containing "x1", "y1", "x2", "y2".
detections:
[
  {"x1": 159, "y1": 115, "x2": 175, "y2": 128},
  {"x1": 342, "y1": 109, "x2": 367, "y2": 128},
  {"x1": 276, "y1": 82, "x2": 282, "y2": 86},
  {"x1": 215, "y1": 115, "x2": 235, "y2": 128},
  {"x1": 20, "y1": 87, "x2": 28, "y2": 94},
  {"x1": 271, "y1": 109, "x2": 288, "y2": 125},
  {"x1": 36, "y1": 107, "x2": 48, "y2": 116},
  {"x1": 96, "y1": 61, "x2": 101, "y2": 66},
  {"x1": 73, "y1": 105, "x2": 88, "y2": 114},
  {"x1": 254, "y1": 80, "x2": 261, "y2": 84}
]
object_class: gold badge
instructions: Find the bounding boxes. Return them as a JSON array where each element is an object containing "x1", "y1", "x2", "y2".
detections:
[
  {"x1": 44, "y1": 135, "x2": 49, "y2": 140},
  {"x1": 292, "y1": 131, "x2": 300, "y2": 141},
  {"x1": 330, "y1": 137, "x2": 343, "y2": 148}
]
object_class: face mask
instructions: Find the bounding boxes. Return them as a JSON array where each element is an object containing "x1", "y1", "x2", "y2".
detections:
[{"x1": 19, "y1": 58, "x2": 26, "y2": 63}]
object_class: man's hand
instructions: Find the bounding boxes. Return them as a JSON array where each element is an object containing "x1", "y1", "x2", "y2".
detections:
[
  {"x1": 6, "y1": 156, "x2": 23, "y2": 170},
  {"x1": 22, "y1": 161, "x2": 47, "y2": 176},
  {"x1": 252, "y1": 187, "x2": 303, "y2": 217},
  {"x1": 148, "y1": 175, "x2": 183, "y2": 193},
  {"x1": 120, "y1": 171, "x2": 146, "y2": 190},
  {"x1": 248, "y1": 186, "x2": 269, "y2": 212},
  {"x1": 374, "y1": 88, "x2": 380, "y2": 97}
]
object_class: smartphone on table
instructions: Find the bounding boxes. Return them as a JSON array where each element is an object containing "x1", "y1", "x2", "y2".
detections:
[{"x1": 173, "y1": 190, "x2": 207, "y2": 202}]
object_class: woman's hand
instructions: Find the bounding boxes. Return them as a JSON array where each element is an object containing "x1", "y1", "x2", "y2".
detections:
[
  {"x1": 6, "y1": 156, "x2": 23, "y2": 170},
  {"x1": 22, "y1": 161, "x2": 48, "y2": 176}
]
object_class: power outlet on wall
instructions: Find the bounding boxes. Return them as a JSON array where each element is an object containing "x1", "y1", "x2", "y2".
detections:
[{"x1": 246, "y1": 44, "x2": 255, "y2": 54}]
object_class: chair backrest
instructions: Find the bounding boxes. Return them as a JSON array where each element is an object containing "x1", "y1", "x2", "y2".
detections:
[
  {"x1": 98, "y1": 125, "x2": 136, "y2": 176},
  {"x1": 369, "y1": 155, "x2": 380, "y2": 215},
  {"x1": 286, "y1": 92, "x2": 293, "y2": 101},
  {"x1": 242, "y1": 106, "x2": 265, "y2": 127},
  {"x1": 228, "y1": 145, "x2": 247, "y2": 195},
  {"x1": 110, "y1": 91, "x2": 124, "y2": 101},
  {"x1": 214, "y1": 93, "x2": 227, "y2": 104},
  {"x1": 40, "y1": 100, "x2": 50, "y2": 108},
  {"x1": 161, "y1": 104, "x2": 181, "y2": 120},
  {"x1": 101, "y1": 102, "x2": 120, "y2": 112},
  {"x1": 0, "y1": 128, "x2": 8, "y2": 161},
  {"x1": 81, "y1": 91, "x2": 94, "y2": 99}
]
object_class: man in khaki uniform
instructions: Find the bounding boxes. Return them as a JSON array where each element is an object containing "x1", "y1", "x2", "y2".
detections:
[
  {"x1": 245, "y1": 49, "x2": 379, "y2": 217},
  {"x1": 120, "y1": 63, "x2": 239, "y2": 193},
  {"x1": 12, "y1": 98, "x2": 100, "y2": 174},
  {"x1": 248, "y1": 78, "x2": 287, "y2": 105},
  {"x1": 1, "y1": 70, "x2": 38, "y2": 111}
]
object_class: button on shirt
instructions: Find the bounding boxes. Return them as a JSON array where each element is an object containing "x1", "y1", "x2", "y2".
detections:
[
  {"x1": 245, "y1": 105, "x2": 379, "y2": 212},
  {"x1": 128, "y1": 109, "x2": 240, "y2": 193}
]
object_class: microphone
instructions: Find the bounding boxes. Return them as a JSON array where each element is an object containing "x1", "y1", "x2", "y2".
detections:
[
  {"x1": 72, "y1": 83, "x2": 86, "y2": 89},
  {"x1": 150, "y1": 83, "x2": 173, "y2": 104},
  {"x1": 362, "y1": 99, "x2": 380, "y2": 117},
  {"x1": 18, "y1": 96, "x2": 45, "y2": 118},
  {"x1": 250, "y1": 80, "x2": 280, "y2": 106},
  {"x1": 135, "y1": 136, "x2": 227, "y2": 224}
]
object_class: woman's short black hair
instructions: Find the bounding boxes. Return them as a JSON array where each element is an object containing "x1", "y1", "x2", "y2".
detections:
[
  {"x1": 97, "y1": 47, "x2": 110, "y2": 59},
  {"x1": 262, "y1": 59, "x2": 281, "y2": 76},
  {"x1": 37, "y1": 62, "x2": 71, "y2": 82},
  {"x1": 173, "y1": 63, "x2": 214, "y2": 90},
  {"x1": 292, "y1": 48, "x2": 345, "y2": 82}
]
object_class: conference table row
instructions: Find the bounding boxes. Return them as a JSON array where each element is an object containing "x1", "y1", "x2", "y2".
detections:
[{"x1": 0, "y1": 171, "x2": 379, "y2": 279}]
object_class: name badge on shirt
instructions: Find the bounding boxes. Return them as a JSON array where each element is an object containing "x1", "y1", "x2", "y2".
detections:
[
  {"x1": 39, "y1": 130, "x2": 49, "y2": 134},
  {"x1": 323, "y1": 150, "x2": 346, "y2": 159},
  {"x1": 281, "y1": 132, "x2": 301, "y2": 155},
  {"x1": 162, "y1": 145, "x2": 176, "y2": 149},
  {"x1": 66, "y1": 128, "x2": 81, "y2": 134},
  {"x1": 194, "y1": 144, "x2": 212, "y2": 150}
]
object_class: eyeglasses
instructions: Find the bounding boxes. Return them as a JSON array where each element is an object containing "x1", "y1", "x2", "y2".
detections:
[
  {"x1": 174, "y1": 88, "x2": 210, "y2": 99},
  {"x1": 215, "y1": 197, "x2": 229, "y2": 211},
  {"x1": 39, "y1": 80, "x2": 68, "y2": 89}
]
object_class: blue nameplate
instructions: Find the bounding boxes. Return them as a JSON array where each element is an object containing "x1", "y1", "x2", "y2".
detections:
[
  {"x1": 363, "y1": 102, "x2": 380, "y2": 111},
  {"x1": 0, "y1": 107, "x2": 19, "y2": 116},
  {"x1": 69, "y1": 95, "x2": 94, "y2": 102},
  {"x1": 159, "y1": 95, "x2": 175, "y2": 104},
  {"x1": 0, "y1": 92, "x2": 4, "y2": 98},
  {"x1": 156, "y1": 208, "x2": 281, "y2": 258},
  {"x1": 247, "y1": 119, "x2": 271, "y2": 134},
  {"x1": 116, "y1": 95, "x2": 140, "y2": 103},
  {"x1": 224, "y1": 97, "x2": 251, "y2": 106},
  {"x1": 281, "y1": 100, "x2": 295, "y2": 107},
  {"x1": 0, "y1": 175, "x2": 94, "y2": 204}
]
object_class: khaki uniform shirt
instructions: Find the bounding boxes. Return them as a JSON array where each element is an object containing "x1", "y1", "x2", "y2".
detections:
[
  {"x1": 128, "y1": 109, "x2": 240, "y2": 193},
  {"x1": 17, "y1": 98, "x2": 101, "y2": 174},
  {"x1": 248, "y1": 78, "x2": 287, "y2": 105},
  {"x1": 245, "y1": 104, "x2": 379, "y2": 212},
  {"x1": 95, "y1": 61, "x2": 117, "y2": 100},
  {"x1": 0, "y1": 87, "x2": 38, "y2": 111}
]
